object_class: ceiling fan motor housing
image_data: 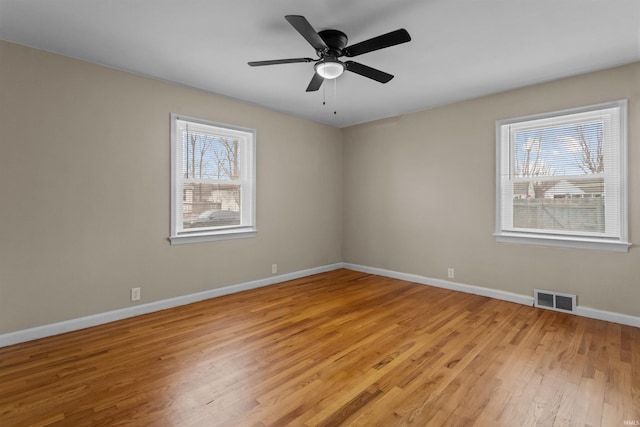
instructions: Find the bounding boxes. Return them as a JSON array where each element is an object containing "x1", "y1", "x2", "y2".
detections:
[{"x1": 318, "y1": 29, "x2": 348, "y2": 55}]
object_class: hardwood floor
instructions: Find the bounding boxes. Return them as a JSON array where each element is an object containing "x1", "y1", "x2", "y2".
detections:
[{"x1": 1, "y1": 269, "x2": 639, "y2": 426}]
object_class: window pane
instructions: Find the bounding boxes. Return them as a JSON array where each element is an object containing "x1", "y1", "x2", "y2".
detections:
[
  {"x1": 512, "y1": 177, "x2": 604, "y2": 233},
  {"x1": 180, "y1": 128, "x2": 242, "y2": 230},
  {"x1": 181, "y1": 132, "x2": 240, "y2": 180},
  {"x1": 183, "y1": 198, "x2": 241, "y2": 229},
  {"x1": 513, "y1": 121, "x2": 603, "y2": 178}
]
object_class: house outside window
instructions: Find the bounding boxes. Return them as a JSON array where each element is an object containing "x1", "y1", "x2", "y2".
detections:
[
  {"x1": 170, "y1": 114, "x2": 256, "y2": 245},
  {"x1": 495, "y1": 100, "x2": 629, "y2": 252}
]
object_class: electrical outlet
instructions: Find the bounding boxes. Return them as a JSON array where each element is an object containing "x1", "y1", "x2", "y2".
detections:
[
  {"x1": 447, "y1": 268, "x2": 455, "y2": 279},
  {"x1": 131, "y1": 287, "x2": 141, "y2": 301},
  {"x1": 272, "y1": 264, "x2": 278, "y2": 274}
]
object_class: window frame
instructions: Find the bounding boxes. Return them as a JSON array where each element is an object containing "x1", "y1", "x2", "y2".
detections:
[
  {"x1": 169, "y1": 113, "x2": 256, "y2": 245},
  {"x1": 494, "y1": 100, "x2": 630, "y2": 252}
]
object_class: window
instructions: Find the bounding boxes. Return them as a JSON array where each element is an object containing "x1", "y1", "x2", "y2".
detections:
[
  {"x1": 495, "y1": 100, "x2": 629, "y2": 252},
  {"x1": 170, "y1": 114, "x2": 256, "y2": 245}
]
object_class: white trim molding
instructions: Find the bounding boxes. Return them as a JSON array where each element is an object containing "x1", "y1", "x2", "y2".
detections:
[
  {"x1": 0, "y1": 263, "x2": 343, "y2": 348},
  {"x1": 2, "y1": 262, "x2": 639, "y2": 348},
  {"x1": 342, "y1": 263, "x2": 640, "y2": 329},
  {"x1": 343, "y1": 263, "x2": 534, "y2": 306}
]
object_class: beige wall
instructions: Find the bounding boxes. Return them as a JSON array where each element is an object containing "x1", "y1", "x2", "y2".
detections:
[
  {"x1": 1, "y1": 39, "x2": 639, "y2": 336},
  {"x1": 0, "y1": 40, "x2": 343, "y2": 334},
  {"x1": 343, "y1": 62, "x2": 640, "y2": 318}
]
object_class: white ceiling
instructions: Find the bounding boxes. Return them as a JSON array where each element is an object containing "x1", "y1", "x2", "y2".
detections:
[{"x1": 1, "y1": 0, "x2": 639, "y2": 128}]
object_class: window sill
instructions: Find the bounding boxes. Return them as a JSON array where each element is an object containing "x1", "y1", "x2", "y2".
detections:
[
  {"x1": 169, "y1": 228, "x2": 257, "y2": 245},
  {"x1": 494, "y1": 232, "x2": 631, "y2": 252}
]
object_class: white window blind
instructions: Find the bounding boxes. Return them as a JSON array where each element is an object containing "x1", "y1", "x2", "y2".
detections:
[
  {"x1": 170, "y1": 114, "x2": 256, "y2": 245},
  {"x1": 495, "y1": 100, "x2": 629, "y2": 252}
]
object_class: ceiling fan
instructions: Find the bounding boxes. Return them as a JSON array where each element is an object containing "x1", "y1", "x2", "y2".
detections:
[{"x1": 248, "y1": 15, "x2": 411, "y2": 92}]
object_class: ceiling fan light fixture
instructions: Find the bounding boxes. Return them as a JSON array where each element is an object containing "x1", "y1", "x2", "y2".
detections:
[{"x1": 315, "y1": 59, "x2": 344, "y2": 79}]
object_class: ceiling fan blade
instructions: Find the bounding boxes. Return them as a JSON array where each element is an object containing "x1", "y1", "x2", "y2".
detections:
[
  {"x1": 305, "y1": 73, "x2": 324, "y2": 92},
  {"x1": 285, "y1": 15, "x2": 328, "y2": 51},
  {"x1": 248, "y1": 58, "x2": 315, "y2": 66},
  {"x1": 343, "y1": 29, "x2": 411, "y2": 57},
  {"x1": 344, "y1": 61, "x2": 394, "y2": 83}
]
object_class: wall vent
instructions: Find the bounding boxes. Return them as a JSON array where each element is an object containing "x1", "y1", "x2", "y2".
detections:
[{"x1": 534, "y1": 289, "x2": 577, "y2": 313}]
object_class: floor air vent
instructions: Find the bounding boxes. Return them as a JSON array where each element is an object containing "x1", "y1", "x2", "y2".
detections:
[{"x1": 534, "y1": 289, "x2": 577, "y2": 314}]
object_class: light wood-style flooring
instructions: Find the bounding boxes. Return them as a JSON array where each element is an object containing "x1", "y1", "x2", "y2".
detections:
[{"x1": 1, "y1": 269, "x2": 639, "y2": 426}]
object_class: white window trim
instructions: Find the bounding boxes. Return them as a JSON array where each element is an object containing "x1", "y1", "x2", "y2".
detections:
[
  {"x1": 169, "y1": 113, "x2": 256, "y2": 245},
  {"x1": 494, "y1": 100, "x2": 630, "y2": 252}
]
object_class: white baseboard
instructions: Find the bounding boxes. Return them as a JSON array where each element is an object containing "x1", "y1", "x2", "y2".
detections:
[
  {"x1": 0, "y1": 263, "x2": 344, "y2": 348},
  {"x1": 343, "y1": 263, "x2": 534, "y2": 306},
  {"x1": 342, "y1": 263, "x2": 640, "y2": 329},
  {"x1": 576, "y1": 306, "x2": 640, "y2": 328},
  {"x1": 3, "y1": 262, "x2": 638, "y2": 348}
]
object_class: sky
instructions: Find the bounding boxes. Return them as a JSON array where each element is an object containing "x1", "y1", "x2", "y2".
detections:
[{"x1": 513, "y1": 120, "x2": 603, "y2": 178}]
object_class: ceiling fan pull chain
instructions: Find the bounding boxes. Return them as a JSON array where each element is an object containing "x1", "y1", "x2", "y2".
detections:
[
  {"x1": 322, "y1": 81, "x2": 326, "y2": 106},
  {"x1": 334, "y1": 79, "x2": 337, "y2": 115}
]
